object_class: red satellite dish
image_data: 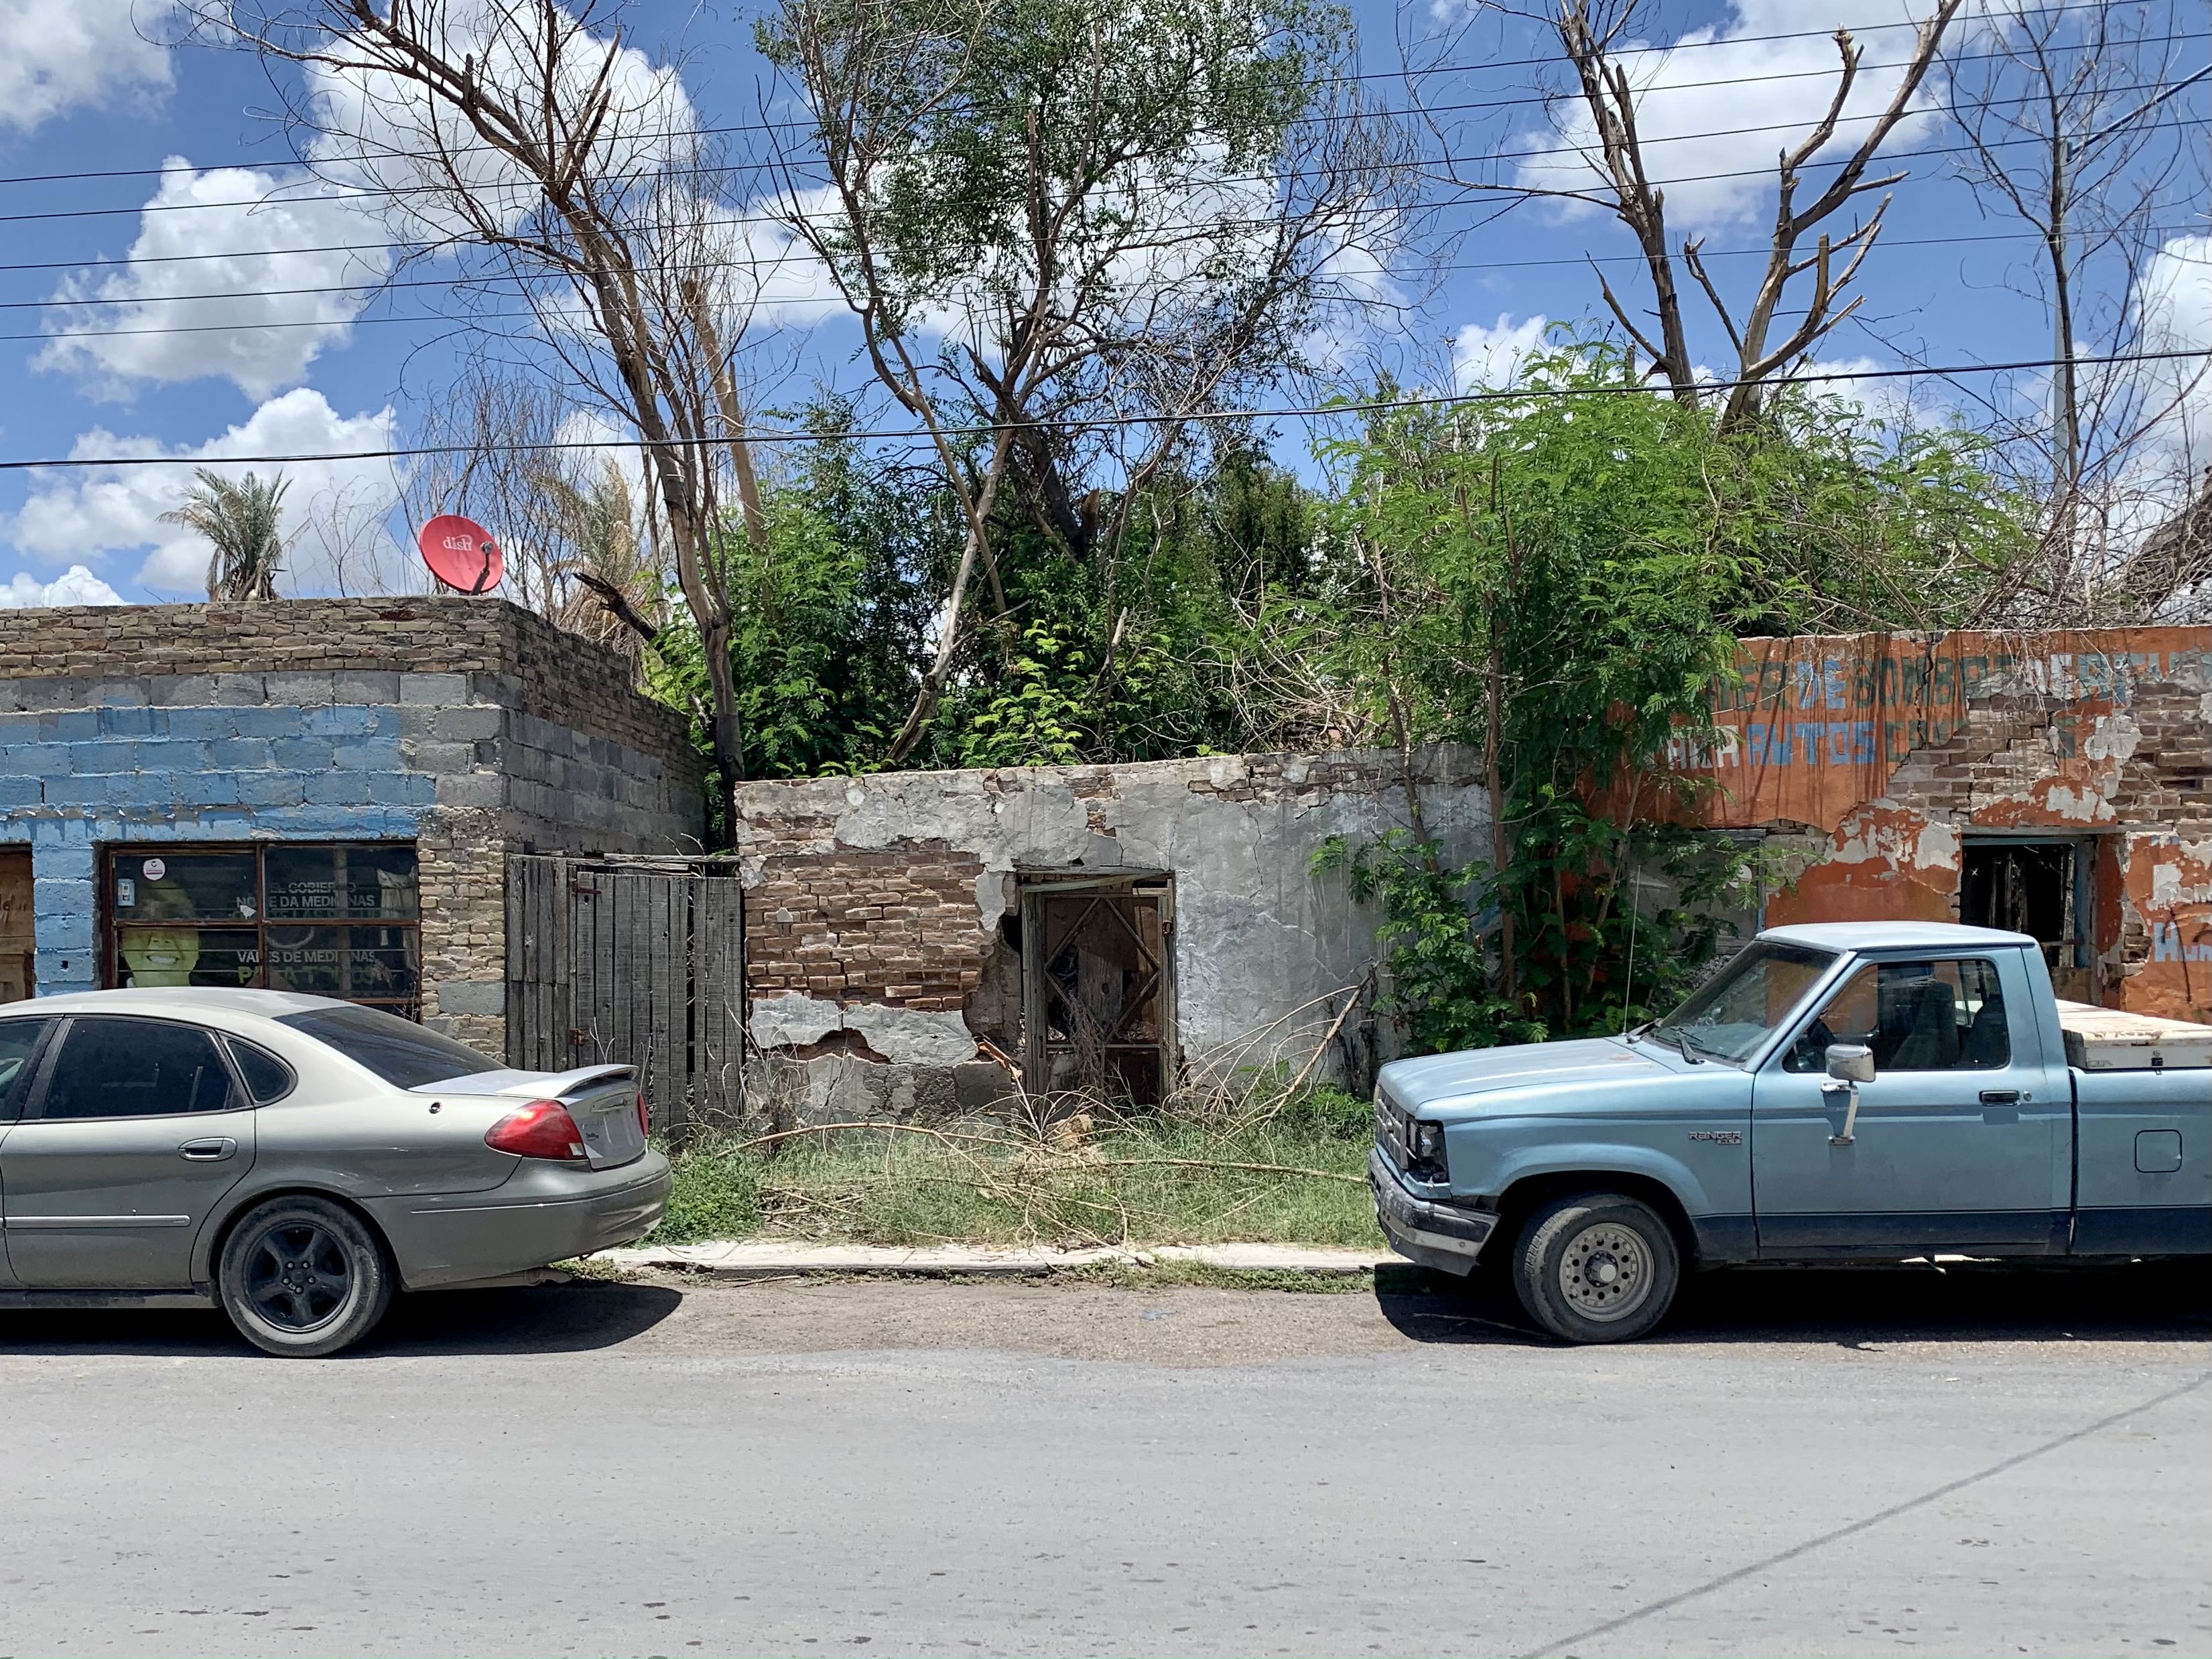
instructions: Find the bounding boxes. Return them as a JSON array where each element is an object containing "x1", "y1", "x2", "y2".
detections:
[{"x1": 417, "y1": 514, "x2": 504, "y2": 594}]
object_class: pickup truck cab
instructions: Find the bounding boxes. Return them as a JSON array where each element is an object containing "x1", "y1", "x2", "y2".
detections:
[{"x1": 1371, "y1": 921, "x2": 2210, "y2": 1343}]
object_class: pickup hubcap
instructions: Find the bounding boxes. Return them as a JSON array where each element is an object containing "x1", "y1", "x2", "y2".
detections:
[{"x1": 1558, "y1": 1223, "x2": 1652, "y2": 1323}]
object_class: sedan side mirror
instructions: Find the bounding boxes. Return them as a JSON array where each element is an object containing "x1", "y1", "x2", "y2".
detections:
[{"x1": 1825, "y1": 1043, "x2": 1876, "y2": 1083}]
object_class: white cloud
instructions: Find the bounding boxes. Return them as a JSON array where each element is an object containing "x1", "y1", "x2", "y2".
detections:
[
  {"x1": 1517, "y1": 0, "x2": 1949, "y2": 226},
  {"x1": 0, "y1": 0, "x2": 172, "y2": 133},
  {"x1": 1452, "y1": 313, "x2": 1553, "y2": 389},
  {"x1": 0, "y1": 566, "x2": 125, "y2": 608},
  {"x1": 7, "y1": 389, "x2": 413, "y2": 597},
  {"x1": 2132, "y1": 235, "x2": 2212, "y2": 476},
  {"x1": 35, "y1": 161, "x2": 391, "y2": 400},
  {"x1": 305, "y1": 1, "x2": 697, "y2": 245}
]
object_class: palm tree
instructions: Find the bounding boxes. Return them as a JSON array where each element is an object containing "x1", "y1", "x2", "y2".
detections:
[{"x1": 159, "y1": 469, "x2": 290, "y2": 601}]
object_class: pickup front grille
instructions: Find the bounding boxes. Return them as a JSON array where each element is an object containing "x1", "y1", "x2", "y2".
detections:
[{"x1": 1375, "y1": 1089, "x2": 1414, "y2": 1173}]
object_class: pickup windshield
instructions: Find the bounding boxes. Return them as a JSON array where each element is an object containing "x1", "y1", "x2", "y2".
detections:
[{"x1": 1648, "y1": 942, "x2": 1838, "y2": 1067}]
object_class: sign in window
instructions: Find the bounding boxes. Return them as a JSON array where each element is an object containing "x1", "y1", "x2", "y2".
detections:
[{"x1": 103, "y1": 843, "x2": 422, "y2": 1015}]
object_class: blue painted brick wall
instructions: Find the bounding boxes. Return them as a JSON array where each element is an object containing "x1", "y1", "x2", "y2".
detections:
[{"x1": 0, "y1": 702, "x2": 436, "y2": 996}]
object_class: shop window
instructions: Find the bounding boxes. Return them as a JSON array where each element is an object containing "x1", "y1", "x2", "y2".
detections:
[{"x1": 103, "y1": 843, "x2": 421, "y2": 1016}]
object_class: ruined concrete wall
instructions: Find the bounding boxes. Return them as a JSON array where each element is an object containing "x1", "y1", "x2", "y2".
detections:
[
  {"x1": 730, "y1": 747, "x2": 1488, "y2": 1121},
  {"x1": 1681, "y1": 629, "x2": 2210, "y2": 1021}
]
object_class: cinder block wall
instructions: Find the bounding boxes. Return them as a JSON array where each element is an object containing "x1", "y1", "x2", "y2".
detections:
[
  {"x1": 0, "y1": 598, "x2": 706, "y2": 1049},
  {"x1": 730, "y1": 748, "x2": 1490, "y2": 1123}
]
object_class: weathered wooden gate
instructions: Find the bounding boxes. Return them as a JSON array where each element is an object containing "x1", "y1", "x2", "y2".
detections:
[{"x1": 505, "y1": 854, "x2": 745, "y2": 1130}]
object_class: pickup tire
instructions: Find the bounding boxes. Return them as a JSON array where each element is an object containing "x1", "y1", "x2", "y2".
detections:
[{"x1": 1510, "y1": 1192, "x2": 1681, "y2": 1344}]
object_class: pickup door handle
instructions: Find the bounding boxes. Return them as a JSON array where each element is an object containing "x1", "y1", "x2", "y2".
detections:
[
  {"x1": 1979, "y1": 1089, "x2": 2021, "y2": 1105},
  {"x1": 178, "y1": 1136, "x2": 237, "y2": 1162}
]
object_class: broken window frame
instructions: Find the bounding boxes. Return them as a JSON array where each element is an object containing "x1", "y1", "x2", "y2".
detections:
[{"x1": 1015, "y1": 868, "x2": 1177, "y2": 1106}]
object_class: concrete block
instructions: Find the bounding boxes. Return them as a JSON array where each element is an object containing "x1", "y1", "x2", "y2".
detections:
[
  {"x1": 271, "y1": 737, "x2": 336, "y2": 771},
  {"x1": 434, "y1": 978, "x2": 505, "y2": 1016},
  {"x1": 88, "y1": 679, "x2": 151, "y2": 708},
  {"x1": 164, "y1": 707, "x2": 237, "y2": 743},
  {"x1": 38, "y1": 776, "x2": 109, "y2": 807},
  {"x1": 0, "y1": 744, "x2": 72, "y2": 779},
  {"x1": 227, "y1": 707, "x2": 301, "y2": 739},
  {"x1": 406, "y1": 740, "x2": 477, "y2": 774},
  {"x1": 0, "y1": 775, "x2": 44, "y2": 807},
  {"x1": 212, "y1": 674, "x2": 267, "y2": 704},
  {"x1": 205, "y1": 738, "x2": 274, "y2": 769},
  {"x1": 96, "y1": 706, "x2": 159, "y2": 737},
  {"x1": 304, "y1": 772, "x2": 374, "y2": 806},
  {"x1": 304, "y1": 705, "x2": 376, "y2": 738},
  {"x1": 145, "y1": 673, "x2": 219, "y2": 706},
  {"x1": 331, "y1": 671, "x2": 401, "y2": 704},
  {"x1": 397, "y1": 706, "x2": 438, "y2": 742},
  {"x1": 233, "y1": 771, "x2": 306, "y2": 809},
  {"x1": 264, "y1": 672, "x2": 338, "y2": 706},
  {"x1": 329, "y1": 741, "x2": 398, "y2": 771},
  {"x1": 0, "y1": 712, "x2": 37, "y2": 737},
  {"x1": 173, "y1": 771, "x2": 243, "y2": 808},
  {"x1": 433, "y1": 705, "x2": 505, "y2": 742},
  {"x1": 399, "y1": 672, "x2": 468, "y2": 706},
  {"x1": 34, "y1": 711, "x2": 99, "y2": 744},
  {"x1": 436, "y1": 773, "x2": 506, "y2": 810},
  {"x1": 365, "y1": 772, "x2": 423, "y2": 806},
  {"x1": 28, "y1": 817, "x2": 94, "y2": 848}
]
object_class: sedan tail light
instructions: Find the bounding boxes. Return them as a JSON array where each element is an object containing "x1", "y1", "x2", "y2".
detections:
[
  {"x1": 484, "y1": 1100, "x2": 589, "y2": 1163},
  {"x1": 636, "y1": 1089, "x2": 651, "y2": 1138}
]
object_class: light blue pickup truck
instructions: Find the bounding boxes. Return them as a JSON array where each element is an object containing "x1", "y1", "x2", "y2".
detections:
[{"x1": 1370, "y1": 921, "x2": 2211, "y2": 1343}]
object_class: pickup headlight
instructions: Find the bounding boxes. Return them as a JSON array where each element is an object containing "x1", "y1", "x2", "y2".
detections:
[{"x1": 1409, "y1": 1120, "x2": 1447, "y2": 1181}]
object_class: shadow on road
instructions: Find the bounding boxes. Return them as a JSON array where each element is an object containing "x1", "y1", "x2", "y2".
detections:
[
  {"x1": 1374, "y1": 1258, "x2": 2212, "y2": 1347},
  {"x1": 0, "y1": 1280, "x2": 684, "y2": 1359}
]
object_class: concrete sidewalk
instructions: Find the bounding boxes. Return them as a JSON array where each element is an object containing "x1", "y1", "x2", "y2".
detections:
[{"x1": 596, "y1": 1239, "x2": 1397, "y2": 1279}]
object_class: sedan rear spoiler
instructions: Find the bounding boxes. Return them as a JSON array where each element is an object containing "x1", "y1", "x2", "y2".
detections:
[{"x1": 411, "y1": 1064, "x2": 637, "y2": 1099}]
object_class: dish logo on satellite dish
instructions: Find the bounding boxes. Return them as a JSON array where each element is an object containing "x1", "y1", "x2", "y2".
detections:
[{"x1": 416, "y1": 513, "x2": 505, "y2": 595}]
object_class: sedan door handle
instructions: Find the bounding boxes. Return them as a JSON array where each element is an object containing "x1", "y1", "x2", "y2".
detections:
[
  {"x1": 178, "y1": 1136, "x2": 237, "y2": 1161},
  {"x1": 1979, "y1": 1089, "x2": 2021, "y2": 1105}
]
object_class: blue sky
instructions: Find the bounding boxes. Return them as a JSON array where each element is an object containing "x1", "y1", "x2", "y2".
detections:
[{"x1": 0, "y1": 0, "x2": 2203, "y2": 605}]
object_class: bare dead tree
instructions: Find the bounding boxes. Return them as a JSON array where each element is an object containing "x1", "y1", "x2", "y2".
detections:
[
  {"x1": 1535, "y1": 0, "x2": 1964, "y2": 425},
  {"x1": 201, "y1": 0, "x2": 776, "y2": 833},
  {"x1": 758, "y1": 0, "x2": 1405, "y2": 761},
  {"x1": 1939, "y1": 0, "x2": 2209, "y2": 620}
]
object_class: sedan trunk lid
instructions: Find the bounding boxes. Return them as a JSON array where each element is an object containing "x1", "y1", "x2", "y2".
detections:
[{"x1": 414, "y1": 1065, "x2": 649, "y2": 1170}]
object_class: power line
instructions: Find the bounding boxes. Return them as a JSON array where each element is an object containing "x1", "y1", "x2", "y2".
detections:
[
  {"x1": 0, "y1": 19, "x2": 2189, "y2": 194},
  {"x1": 7, "y1": 116, "x2": 2201, "y2": 284},
  {"x1": 21, "y1": 224, "x2": 2181, "y2": 319},
  {"x1": 4, "y1": 347, "x2": 2202, "y2": 472},
  {"x1": 12, "y1": 88, "x2": 2206, "y2": 230}
]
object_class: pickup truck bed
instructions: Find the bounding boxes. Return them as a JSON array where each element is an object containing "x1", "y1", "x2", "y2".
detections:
[{"x1": 2056, "y1": 1000, "x2": 2212, "y2": 1071}]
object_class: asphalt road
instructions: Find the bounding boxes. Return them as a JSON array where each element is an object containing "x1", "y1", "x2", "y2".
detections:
[{"x1": 1, "y1": 1262, "x2": 2205, "y2": 1659}]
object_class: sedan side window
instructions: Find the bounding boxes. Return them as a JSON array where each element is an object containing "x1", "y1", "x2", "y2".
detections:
[
  {"x1": 0, "y1": 1017, "x2": 50, "y2": 1115},
  {"x1": 1782, "y1": 959, "x2": 2010, "y2": 1073},
  {"x1": 37, "y1": 1018, "x2": 241, "y2": 1119}
]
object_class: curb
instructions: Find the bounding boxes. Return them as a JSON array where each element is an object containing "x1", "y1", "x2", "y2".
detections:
[{"x1": 594, "y1": 1240, "x2": 1398, "y2": 1280}]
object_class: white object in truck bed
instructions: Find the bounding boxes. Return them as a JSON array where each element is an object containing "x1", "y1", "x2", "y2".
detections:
[{"x1": 2055, "y1": 1000, "x2": 2212, "y2": 1071}]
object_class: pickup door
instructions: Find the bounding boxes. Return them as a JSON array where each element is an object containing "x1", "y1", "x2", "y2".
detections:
[{"x1": 1751, "y1": 945, "x2": 2072, "y2": 1255}]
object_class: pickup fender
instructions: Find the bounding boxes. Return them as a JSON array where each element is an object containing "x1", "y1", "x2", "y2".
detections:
[{"x1": 1486, "y1": 1138, "x2": 1723, "y2": 1217}]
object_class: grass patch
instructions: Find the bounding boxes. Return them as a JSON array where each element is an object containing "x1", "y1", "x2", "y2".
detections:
[
  {"x1": 1057, "y1": 1260, "x2": 1374, "y2": 1294},
  {"x1": 651, "y1": 1097, "x2": 1384, "y2": 1252}
]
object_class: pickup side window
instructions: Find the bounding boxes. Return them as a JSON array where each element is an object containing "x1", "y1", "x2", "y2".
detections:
[{"x1": 1782, "y1": 957, "x2": 2011, "y2": 1073}]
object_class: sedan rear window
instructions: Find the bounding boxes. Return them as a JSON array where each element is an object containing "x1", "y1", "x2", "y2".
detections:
[{"x1": 278, "y1": 1005, "x2": 500, "y2": 1088}]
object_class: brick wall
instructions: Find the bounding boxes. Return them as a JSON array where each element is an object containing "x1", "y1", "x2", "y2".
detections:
[{"x1": 744, "y1": 839, "x2": 988, "y2": 1013}]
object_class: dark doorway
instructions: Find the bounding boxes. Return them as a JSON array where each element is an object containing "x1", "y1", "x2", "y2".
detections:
[
  {"x1": 1959, "y1": 838, "x2": 2092, "y2": 1000},
  {"x1": 1019, "y1": 872, "x2": 1175, "y2": 1104}
]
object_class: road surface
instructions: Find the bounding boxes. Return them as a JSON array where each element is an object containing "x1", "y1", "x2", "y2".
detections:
[{"x1": 1, "y1": 1262, "x2": 2205, "y2": 1657}]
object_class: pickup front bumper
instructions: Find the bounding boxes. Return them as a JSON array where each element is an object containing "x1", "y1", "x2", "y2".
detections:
[{"x1": 1370, "y1": 1146, "x2": 1501, "y2": 1276}]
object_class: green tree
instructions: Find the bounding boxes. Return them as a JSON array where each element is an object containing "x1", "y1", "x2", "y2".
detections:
[
  {"x1": 159, "y1": 469, "x2": 290, "y2": 602},
  {"x1": 1315, "y1": 335, "x2": 2026, "y2": 1049}
]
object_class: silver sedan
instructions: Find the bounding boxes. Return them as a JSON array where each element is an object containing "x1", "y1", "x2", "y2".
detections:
[{"x1": 0, "y1": 988, "x2": 671, "y2": 1355}]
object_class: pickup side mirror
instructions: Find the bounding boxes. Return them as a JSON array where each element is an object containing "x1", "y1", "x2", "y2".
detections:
[{"x1": 1825, "y1": 1043, "x2": 1876, "y2": 1083}]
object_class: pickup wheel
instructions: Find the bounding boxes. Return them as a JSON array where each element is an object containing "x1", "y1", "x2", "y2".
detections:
[{"x1": 1510, "y1": 1192, "x2": 1681, "y2": 1344}]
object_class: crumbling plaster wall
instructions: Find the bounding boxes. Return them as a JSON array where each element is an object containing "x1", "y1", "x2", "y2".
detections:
[
  {"x1": 731, "y1": 746, "x2": 1488, "y2": 1121},
  {"x1": 1698, "y1": 630, "x2": 2210, "y2": 1020}
]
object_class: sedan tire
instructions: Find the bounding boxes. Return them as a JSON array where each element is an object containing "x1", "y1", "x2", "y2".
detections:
[
  {"x1": 1510, "y1": 1191, "x2": 1681, "y2": 1344},
  {"x1": 217, "y1": 1195, "x2": 394, "y2": 1358}
]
